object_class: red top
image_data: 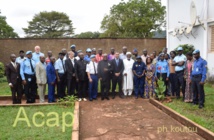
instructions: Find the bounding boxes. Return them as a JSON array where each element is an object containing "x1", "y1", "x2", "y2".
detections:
[{"x1": 95, "y1": 54, "x2": 103, "y2": 63}]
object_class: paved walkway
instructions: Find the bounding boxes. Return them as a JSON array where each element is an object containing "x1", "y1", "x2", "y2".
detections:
[{"x1": 79, "y1": 97, "x2": 204, "y2": 140}]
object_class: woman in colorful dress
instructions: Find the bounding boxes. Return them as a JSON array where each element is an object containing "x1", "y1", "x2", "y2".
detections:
[
  {"x1": 145, "y1": 57, "x2": 156, "y2": 98},
  {"x1": 184, "y1": 52, "x2": 194, "y2": 102}
]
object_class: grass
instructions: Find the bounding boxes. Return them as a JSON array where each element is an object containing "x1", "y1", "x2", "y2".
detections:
[
  {"x1": 0, "y1": 81, "x2": 118, "y2": 96},
  {"x1": 0, "y1": 105, "x2": 74, "y2": 140},
  {"x1": 164, "y1": 83, "x2": 214, "y2": 132}
]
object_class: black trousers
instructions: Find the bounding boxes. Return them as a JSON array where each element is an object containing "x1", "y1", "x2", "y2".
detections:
[
  {"x1": 112, "y1": 76, "x2": 123, "y2": 96},
  {"x1": 11, "y1": 82, "x2": 22, "y2": 103},
  {"x1": 192, "y1": 75, "x2": 205, "y2": 106},
  {"x1": 78, "y1": 80, "x2": 87, "y2": 98},
  {"x1": 24, "y1": 74, "x2": 37, "y2": 102},
  {"x1": 157, "y1": 73, "x2": 168, "y2": 96},
  {"x1": 169, "y1": 73, "x2": 176, "y2": 96},
  {"x1": 67, "y1": 77, "x2": 76, "y2": 96},
  {"x1": 175, "y1": 70, "x2": 186, "y2": 99},
  {"x1": 57, "y1": 73, "x2": 66, "y2": 98},
  {"x1": 101, "y1": 79, "x2": 110, "y2": 98}
]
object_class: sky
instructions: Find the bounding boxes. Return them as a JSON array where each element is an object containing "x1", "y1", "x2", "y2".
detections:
[{"x1": 0, "y1": 0, "x2": 166, "y2": 37}]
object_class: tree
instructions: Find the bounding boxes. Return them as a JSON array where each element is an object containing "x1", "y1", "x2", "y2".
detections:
[
  {"x1": 0, "y1": 17, "x2": 19, "y2": 38},
  {"x1": 23, "y1": 11, "x2": 74, "y2": 38},
  {"x1": 100, "y1": 0, "x2": 166, "y2": 38},
  {"x1": 75, "y1": 31, "x2": 100, "y2": 38}
]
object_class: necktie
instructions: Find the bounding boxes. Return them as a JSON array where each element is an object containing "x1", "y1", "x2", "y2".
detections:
[
  {"x1": 93, "y1": 62, "x2": 96, "y2": 74},
  {"x1": 30, "y1": 59, "x2": 34, "y2": 73},
  {"x1": 61, "y1": 60, "x2": 65, "y2": 72}
]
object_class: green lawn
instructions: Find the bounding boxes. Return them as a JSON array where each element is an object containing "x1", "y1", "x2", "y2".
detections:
[
  {"x1": 0, "y1": 105, "x2": 74, "y2": 140},
  {"x1": 0, "y1": 81, "x2": 116, "y2": 96},
  {"x1": 164, "y1": 83, "x2": 214, "y2": 132}
]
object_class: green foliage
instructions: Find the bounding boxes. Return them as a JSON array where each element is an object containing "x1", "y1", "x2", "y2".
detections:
[
  {"x1": 0, "y1": 17, "x2": 19, "y2": 38},
  {"x1": 0, "y1": 62, "x2": 5, "y2": 78},
  {"x1": 23, "y1": 11, "x2": 74, "y2": 38},
  {"x1": 57, "y1": 95, "x2": 77, "y2": 107},
  {"x1": 155, "y1": 76, "x2": 165, "y2": 100},
  {"x1": 174, "y1": 44, "x2": 195, "y2": 55},
  {"x1": 0, "y1": 76, "x2": 7, "y2": 83},
  {"x1": 100, "y1": 0, "x2": 166, "y2": 38},
  {"x1": 75, "y1": 31, "x2": 100, "y2": 38}
]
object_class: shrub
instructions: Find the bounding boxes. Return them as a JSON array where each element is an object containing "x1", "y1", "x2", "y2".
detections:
[
  {"x1": 174, "y1": 44, "x2": 195, "y2": 55},
  {"x1": 0, "y1": 62, "x2": 5, "y2": 78},
  {"x1": 155, "y1": 76, "x2": 166, "y2": 100}
]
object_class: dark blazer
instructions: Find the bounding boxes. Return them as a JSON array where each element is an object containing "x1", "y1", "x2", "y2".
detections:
[
  {"x1": 75, "y1": 59, "x2": 88, "y2": 81},
  {"x1": 98, "y1": 60, "x2": 112, "y2": 81},
  {"x1": 5, "y1": 62, "x2": 21, "y2": 85},
  {"x1": 110, "y1": 58, "x2": 124, "y2": 76},
  {"x1": 65, "y1": 58, "x2": 76, "y2": 79}
]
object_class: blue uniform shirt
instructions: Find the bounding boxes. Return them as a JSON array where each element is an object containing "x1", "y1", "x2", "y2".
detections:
[
  {"x1": 132, "y1": 61, "x2": 146, "y2": 76},
  {"x1": 173, "y1": 54, "x2": 187, "y2": 71},
  {"x1": 47, "y1": 63, "x2": 56, "y2": 84},
  {"x1": 55, "y1": 58, "x2": 65, "y2": 74},
  {"x1": 155, "y1": 60, "x2": 169, "y2": 77},
  {"x1": 191, "y1": 57, "x2": 207, "y2": 82},
  {"x1": 84, "y1": 55, "x2": 91, "y2": 62},
  {"x1": 20, "y1": 58, "x2": 36, "y2": 80},
  {"x1": 32, "y1": 52, "x2": 44, "y2": 64},
  {"x1": 16, "y1": 57, "x2": 26, "y2": 64}
]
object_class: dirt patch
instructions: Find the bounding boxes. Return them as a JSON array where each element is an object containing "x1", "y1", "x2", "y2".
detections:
[{"x1": 79, "y1": 96, "x2": 204, "y2": 140}]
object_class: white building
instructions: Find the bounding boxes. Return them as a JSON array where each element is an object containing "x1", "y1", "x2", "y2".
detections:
[{"x1": 167, "y1": 0, "x2": 214, "y2": 79}]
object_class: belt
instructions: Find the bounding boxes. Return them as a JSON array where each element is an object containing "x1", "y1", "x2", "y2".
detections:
[
  {"x1": 175, "y1": 70, "x2": 184, "y2": 73},
  {"x1": 58, "y1": 73, "x2": 65, "y2": 75},
  {"x1": 24, "y1": 73, "x2": 35, "y2": 76},
  {"x1": 192, "y1": 74, "x2": 202, "y2": 78},
  {"x1": 90, "y1": 74, "x2": 97, "y2": 75}
]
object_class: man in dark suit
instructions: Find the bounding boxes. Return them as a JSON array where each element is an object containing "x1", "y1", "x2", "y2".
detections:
[
  {"x1": 110, "y1": 52, "x2": 124, "y2": 99},
  {"x1": 6, "y1": 54, "x2": 23, "y2": 104},
  {"x1": 98, "y1": 54, "x2": 111, "y2": 100},
  {"x1": 65, "y1": 51, "x2": 76, "y2": 96},
  {"x1": 75, "y1": 52, "x2": 88, "y2": 101}
]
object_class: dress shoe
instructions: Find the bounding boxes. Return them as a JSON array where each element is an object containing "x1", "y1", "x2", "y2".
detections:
[
  {"x1": 93, "y1": 98, "x2": 97, "y2": 100},
  {"x1": 26, "y1": 100, "x2": 33, "y2": 103},
  {"x1": 112, "y1": 96, "x2": 115, "y2": 99},
  {"x1": 101, "y1": 97, "x2": 104, "y2": 100},
  {"x1": 120, "y1": 95, "x2": 124, "y2": 99},
  {"x1": 89, "y1": 98, "x2": 93, "y2": 101},
  {"x1": 199, "y1": 105, "x2": 204, "y2": 109},
  {"x1": 105, "y1": 97, "x2": 110, "y2": 100}
]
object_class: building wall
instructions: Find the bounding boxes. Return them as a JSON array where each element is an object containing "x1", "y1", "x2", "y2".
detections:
[
  {"x1": 167, "y1": 0, "x2": 214, "y2": 77},
  {"x1": 0, "y1": 38, "x2": 166, "y2": 64}
]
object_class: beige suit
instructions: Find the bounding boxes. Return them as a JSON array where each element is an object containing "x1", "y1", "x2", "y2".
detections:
[{"x1": 36, "y1": 61, "x2": 47, "y2": 103}]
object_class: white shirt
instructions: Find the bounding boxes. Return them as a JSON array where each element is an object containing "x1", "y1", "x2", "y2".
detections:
[
  {"x1": 55, "y1": 58, "x2": 65, "y2": 74},
  {"x1": 173, "y1": 54, "x2": 187, "y2": 71},
  {"x1": 75, "y1": 56, "x2": 80, "y2": 61},
  {"x1": 11, "y1": 61, "x2": 17, "y2": 68},
  {"x1": 86, "y1": 61, "x2": 98, "y2": 74}
]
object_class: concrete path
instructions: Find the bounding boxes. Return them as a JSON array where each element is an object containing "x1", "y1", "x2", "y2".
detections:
[{"x1": 79, "y1": 97, "x2": 204, "y2": 140}]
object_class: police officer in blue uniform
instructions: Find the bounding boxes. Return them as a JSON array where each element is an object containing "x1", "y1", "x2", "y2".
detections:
[
  {"x1": 20, "y1": 51, "x2": 37, "y2": 103},
  {"x1": 155, "y1": 53, "x2": 170, "y2": 96},
  {"x1": 84, "y1": 48, "x2": 92, "y2": 62},
  {"x1": 191, "y1": 50, "x2": 207, "y2": 109},
  {"x1": 132, "y1": 56, "x2": 146, "y2": 99}
]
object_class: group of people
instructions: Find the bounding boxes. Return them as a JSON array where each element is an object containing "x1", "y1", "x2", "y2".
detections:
[{"x1": 5, "y1": 45, "x2": 207, "y2": 109}]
